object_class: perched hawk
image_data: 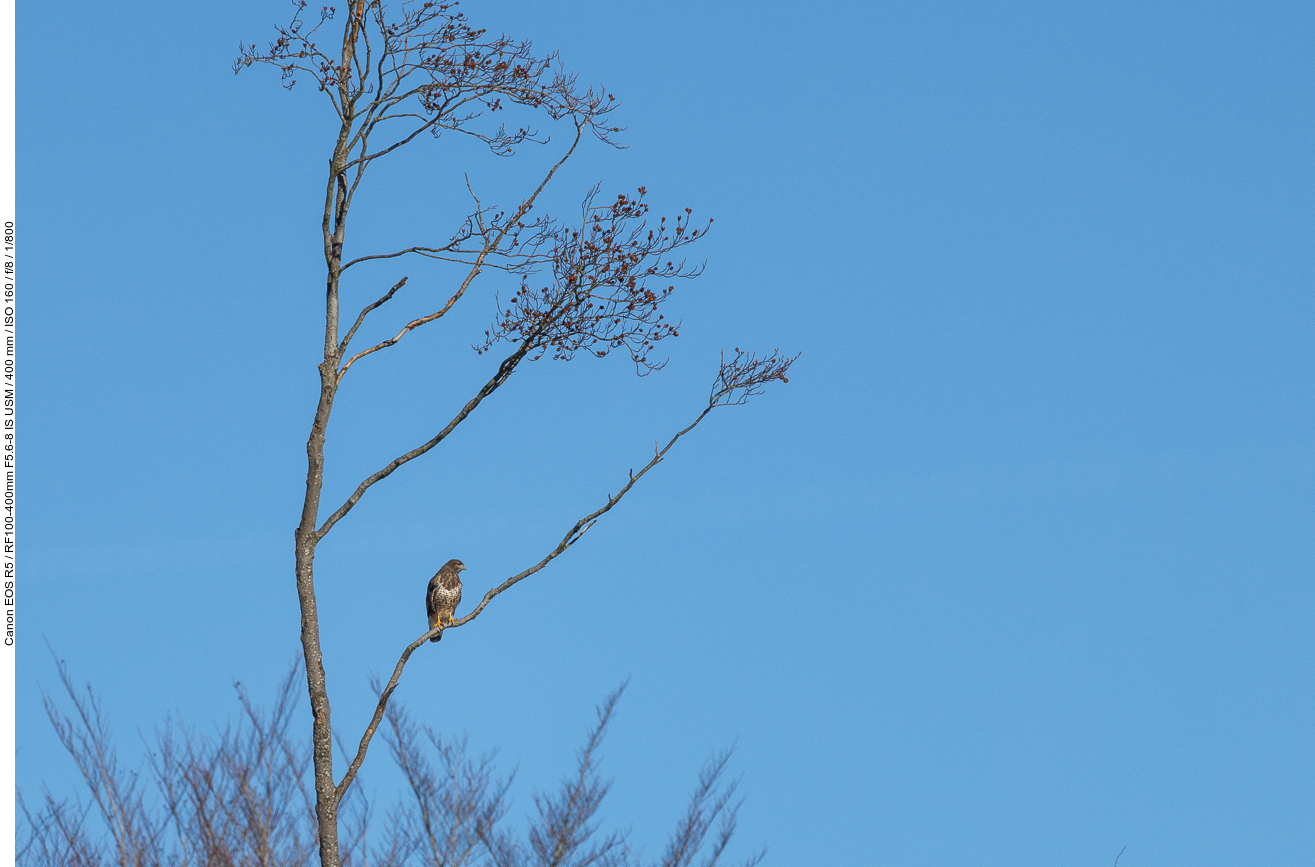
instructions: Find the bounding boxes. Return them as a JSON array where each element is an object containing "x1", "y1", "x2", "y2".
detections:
[{"x1": 426, "y1": 559, "x2": 465, "y2": 642}]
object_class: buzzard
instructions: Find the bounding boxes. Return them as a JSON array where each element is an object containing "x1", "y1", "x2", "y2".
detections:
[{"x1": 426, "y1": 559, "x2": 465, "y2": 642}]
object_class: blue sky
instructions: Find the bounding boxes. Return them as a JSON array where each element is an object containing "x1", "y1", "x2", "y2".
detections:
[{"x1": 18, "y1": 1, "x2": 1315, "y2": 864}]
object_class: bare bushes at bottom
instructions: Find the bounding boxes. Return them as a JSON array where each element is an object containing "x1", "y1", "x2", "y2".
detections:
[{"x1": 20, "y1": 660, "x2": 764, "y2": 867}]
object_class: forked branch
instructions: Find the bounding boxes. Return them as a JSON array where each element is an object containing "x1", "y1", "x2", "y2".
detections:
[
  {"x1": 338, "y1": 276, "x2": 409, "y2": 358},
  {"x1": 335, "y1": 128, "x2": 586, "y2": 384},
  {"x1": 338, "y1": 303, "x2": 452, "y2": 382},
  {"x1": 456, "y1": 350, "x2": 797, "y2": 625},
  {"x1": 323, "y1": 171, "x2": 713, "y2": 539}
]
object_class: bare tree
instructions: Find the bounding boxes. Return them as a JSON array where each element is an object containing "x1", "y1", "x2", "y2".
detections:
[
  {"x1": 232, "y1": 3, "x2": 795, "y2": 864},
  {"x1": 21, "y1": 655, "x2": 321, "y2": 867},
  {"x1": 26, "y1": 653, "x2": 168, "y2": 867},
  {"x1": 21, "y1": 666, "x2": 764, "y2": 867},
  {"x1": 152, "y1": 666, "x2": 320, "y2": 867},
  {"x1": 379, "y1": 692, "x2": 511, "y2": 867},
  {"x1": 18, "y1": 792, "x2": 105, "y2": 867}
]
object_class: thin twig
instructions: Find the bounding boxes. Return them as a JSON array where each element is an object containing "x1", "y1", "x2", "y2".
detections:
[
  {"x1": 338, "y1": 276, "x2": 409, "y2": 358},
  {"x1": 452, "y1": 404, "x2": 714, "y2": 629},
  {"x1": 334, "y1": 126, "x2": 584, "y2": 385}
]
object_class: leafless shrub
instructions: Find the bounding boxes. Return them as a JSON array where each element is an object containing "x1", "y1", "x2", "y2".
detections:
[
  {"x1": 153, "y1": 665, "x2": 318, "y2": 867},
  {"x1": 378, "y1": 684, "x2": 511, "y2": 867},
  {"x1": 656, "y1": 751, "x2": 764, "y2": 867},
  {"x1": 31, "y1": 652, "x2": 167, "y2": 867},
  {"x1": 500, "y1": 685, "x2": 630, "y2": 867},
  {"x1": 22, "y1": 669, "x2": 763, "y2": 867},
  {"x1": 18, "y1": 790, "x2": 105, "y2": 867}
]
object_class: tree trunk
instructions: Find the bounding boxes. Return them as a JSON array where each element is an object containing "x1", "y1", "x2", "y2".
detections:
[
  {"x1": 296, "y1": 371, "x2": 340, "y2": 867},
  {"x1": 301, "y1": 15, "x2": 359, "y2": 856},
  {"x1": 301, "y1": 122, "x2": 352, "y2": 867}
]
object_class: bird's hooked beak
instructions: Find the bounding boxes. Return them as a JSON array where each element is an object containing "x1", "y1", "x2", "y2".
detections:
[{"x1": 459, "y1": 563, "x2": 467, "y2": 571}]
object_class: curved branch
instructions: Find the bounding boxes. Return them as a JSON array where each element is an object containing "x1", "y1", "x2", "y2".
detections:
[
  {"x1": 336, "y1": 124, "x2": 585, "y2": 386},
  {"x1": 342, "y1": 118, "x2": 582, "y2": 276},
  {"x1": 342, "y1": 243, "x2": 461, "y2": 272},
  {"x1": 332, "y1": 348, "x2": 796, "y2": 813},
  {"x1": 334, "y1": 623, "x2": 439, "y2": 805},
  {"x1": 453, "y1": 347, "x2": 797, "y2": 628},
  {"x1": 316, "y1": 342, "x2": 531, "y2": 540},
  {"x1": 351, "y1": 250, "x2": 537, "y2": 274},
  {"x1": 453, "y1": 404, "x2": 715, "y2": 630},
  {"x1": 342, "y1": 114, "x2": 445, "y2": 171},
  {"x1": 331, "y1": 404, "x2": 711, "y2": 808},
  {"x1": 336, "y1": 301, "x2": 454, "y2": 382},
  {"x1": 338, "y1": 276, "x2": 408, "y2": 358}
]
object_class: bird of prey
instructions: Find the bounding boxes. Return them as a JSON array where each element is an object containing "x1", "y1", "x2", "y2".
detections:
[{"x1": 426, "y1": 559, "x2": 465, "y2": 642}]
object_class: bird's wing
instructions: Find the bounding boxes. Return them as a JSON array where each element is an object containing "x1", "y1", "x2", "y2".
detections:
[{"x1": 425, "y1": 576, "x2": 440, "y2": 619}]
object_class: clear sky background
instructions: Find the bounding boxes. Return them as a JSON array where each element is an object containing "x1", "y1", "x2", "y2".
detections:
[{"x1": 17, "y1": 1, "x2": 1315, "y2": 865}]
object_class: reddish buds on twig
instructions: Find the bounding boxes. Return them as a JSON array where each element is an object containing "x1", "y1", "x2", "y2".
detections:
[
  {"x1": 711, "y1": 348, "x2": 799, "y2": 407},
  {"x1": 477, "y1": 186, "x2": 709, "y2": 373}
]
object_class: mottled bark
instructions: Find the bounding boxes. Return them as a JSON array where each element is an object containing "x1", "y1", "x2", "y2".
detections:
[
  {"x1": 296, "y1": 13, "x2": 361, "y2": 864},
  {"x1": 295, "y1": 378, "x2": 339, "y2": 866}
]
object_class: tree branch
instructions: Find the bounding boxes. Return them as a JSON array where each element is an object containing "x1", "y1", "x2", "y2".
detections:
[
  {"x1": 452, "y1": 405, "x2": 711, "y2": 631},
  {"x1": 336, "y1": 300, "x2": 455, "y2": 382},
  {"x1": 453, "y1": 348, "x2": 797, "y2": 628},
  {"x1": 335, "y1": 127, "x2": 584, "y2": 385},
  {"x1": 332, "y1": 349, "x2": 796, "y2": 805},
  {"x1": 338, "y1": 276, "x2": 409, "y2": 358},
  {"x1": 341, "y1": 243, "x2": 463, "y2": 273},
  {"x1": 334, "y1": 626, "x2": 440, "y2": 805},
  {"x1": 316, "y1": 341, "x2": 532, "y2": 539}
]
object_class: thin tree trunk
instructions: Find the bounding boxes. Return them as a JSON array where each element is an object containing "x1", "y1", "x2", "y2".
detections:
[
  {"x1": 295, "y1": 375, "x2": 339, "y2": 867},
  {"x1": 298, "y1": 12, "x2": 364, "y2": 861},
  {"x1": 302, "y1": 239, "x2": 349, "y2": 867}
]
